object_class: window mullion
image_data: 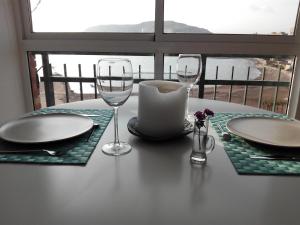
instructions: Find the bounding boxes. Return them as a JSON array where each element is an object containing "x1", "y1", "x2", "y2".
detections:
[
  {"x1": 154, "y1": 52, "x2": 164, "y2": 80},
  {"x1": 154, "y1": 0, "x2": 164, "y2": 79},
  {"x1": 154, "y1": 0, "x2": 164, "y2": 41}
]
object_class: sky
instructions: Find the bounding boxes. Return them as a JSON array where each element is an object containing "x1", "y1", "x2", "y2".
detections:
[{"x1": 30, "y1": 0, "x2": 299, "y2": 34}]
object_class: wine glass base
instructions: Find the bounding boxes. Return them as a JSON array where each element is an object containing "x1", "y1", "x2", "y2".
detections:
[{"x1": 102, "y1": 142, "x2": 132, "y2": 156}]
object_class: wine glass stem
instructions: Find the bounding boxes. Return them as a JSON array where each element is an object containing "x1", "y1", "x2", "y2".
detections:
[
  {"x1": 113, "y1": 106, "x2": 120, "y2": 146},
  {"x1": 186, "y1": 87, "x2": 191, "y2": 117}
]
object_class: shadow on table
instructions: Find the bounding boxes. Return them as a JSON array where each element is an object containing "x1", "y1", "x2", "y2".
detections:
[
  {"x1": 190, "y1": 164, "x2": 212, "y2": 206},
  {"x1": 129, "y1": 135, "x2": 191, "y2": 185},
  {"x1": 246, "y1": 140, "x2": 300, "y2": 157},
  {"x1": 129, "y1": 135, "x2": 213, "y2": 207}
]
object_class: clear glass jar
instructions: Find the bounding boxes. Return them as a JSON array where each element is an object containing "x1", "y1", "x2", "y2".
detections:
[{"x1": 190, "y1": 119, "x2": 215, "y2": 165}]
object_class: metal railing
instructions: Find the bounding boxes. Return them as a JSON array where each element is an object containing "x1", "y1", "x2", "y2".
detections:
[{"x1": 37, "y1": 53, "x2": 294, "y2": 114}]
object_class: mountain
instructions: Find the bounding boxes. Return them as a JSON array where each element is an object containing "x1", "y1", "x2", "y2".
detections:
[{"x1": 85, "y1": 21, "x2": 211, "y2": 33}]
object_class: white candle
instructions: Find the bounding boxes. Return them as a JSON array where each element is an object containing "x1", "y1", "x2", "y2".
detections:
[{"x1": 138, "y1": 80, "x2": 187, "y2": 137}]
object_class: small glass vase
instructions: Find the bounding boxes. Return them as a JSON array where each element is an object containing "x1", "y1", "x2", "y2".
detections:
[{"x1": 190, "y1": 119, "x2": 215, "y2": 165}]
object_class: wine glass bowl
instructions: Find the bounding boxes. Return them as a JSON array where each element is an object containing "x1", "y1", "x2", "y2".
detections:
[
  {"x1": 176, "y1": 54, "x2": 202, "y2": 121},
  {"x1": 97, "y1": 58, "x2": 133, "y2": 156},
  {"x1": 177, "y1": 55, "x2": 201, "y2": 87}
]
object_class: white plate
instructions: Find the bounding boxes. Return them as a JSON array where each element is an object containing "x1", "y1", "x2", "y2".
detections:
[
  {"x1": 0, "y1": 113, "x2": 94, "y2": 144},
  {"x1": 227, "y1": 117, "x2": 300, "y2": 148}
]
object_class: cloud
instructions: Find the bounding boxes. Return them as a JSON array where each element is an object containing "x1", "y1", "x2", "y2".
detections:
[
  {"x1": 249, "y1": 4, "x2": 274, "y2": 13},
  {"x1": 250, "y1": 4, "x2": 260, "y2": 11}
]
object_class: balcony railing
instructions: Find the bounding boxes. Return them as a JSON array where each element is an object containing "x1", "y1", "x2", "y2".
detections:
[{"x1": 33, "y1": 53, "x2": 294, "y2": 114}]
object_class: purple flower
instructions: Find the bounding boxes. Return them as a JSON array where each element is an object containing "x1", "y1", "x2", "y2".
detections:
[
  {"x1": 194, "y1": 108, "x2": 214, "y2": 128},
  {"x1": 204, "y1": 108, "x2": 214, "y2": 117},
  {"x1": 194, "y1": 111, "x2": 206, "y2": 121}
]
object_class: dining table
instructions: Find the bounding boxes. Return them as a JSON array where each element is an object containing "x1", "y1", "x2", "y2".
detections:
[{"x1": 0, "y1": 96, "x2": 299, "y2": 225}]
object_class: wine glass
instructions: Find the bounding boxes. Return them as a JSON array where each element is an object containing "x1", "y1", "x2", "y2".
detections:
[
  {"x1": 176, "y1": 54, "x2": 202, "y2": 122},
  {"x1": 96, "y1": 58, "x2": 133, "y2": 156}
]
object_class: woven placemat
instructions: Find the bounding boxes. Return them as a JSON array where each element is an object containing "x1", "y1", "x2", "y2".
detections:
[
  {"x1": 210, "y1": 113, "x2": 300, "y2": 175},
  {"x1": 0, "y1": 108, "x2": 113, "y2": 165}
]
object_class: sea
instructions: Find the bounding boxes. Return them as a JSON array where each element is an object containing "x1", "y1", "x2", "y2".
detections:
[{"x1": 37, "y1": 55, "x2": 261, "y2": 94}]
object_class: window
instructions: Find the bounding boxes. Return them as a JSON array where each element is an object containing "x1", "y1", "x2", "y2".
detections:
[
  {"x1": 19, "y1": 0, "x2": 300, "y2": 116},
  {"x1": 29, "y1": 0, "x2": 155, "y2": 32},
  {"x1": 164, "y1": 0, "x2": 299, "y2": 35}
]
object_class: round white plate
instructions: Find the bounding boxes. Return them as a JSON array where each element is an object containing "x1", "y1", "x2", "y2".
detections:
[
  {"x1": 0, "y1": 113, "x2": 94, "y2": 144},
  {"x1": 227, "y1": 117, "x2": 300, "y2": 148}
]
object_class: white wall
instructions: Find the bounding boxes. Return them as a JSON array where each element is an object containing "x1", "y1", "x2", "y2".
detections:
[{"x1": 0, "y1": 0, "x2": 28, "y2": 124}]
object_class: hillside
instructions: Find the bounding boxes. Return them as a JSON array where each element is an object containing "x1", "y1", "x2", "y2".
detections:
[{"x1": 85, "y1": 21, "x2": 211, "y2": 33}]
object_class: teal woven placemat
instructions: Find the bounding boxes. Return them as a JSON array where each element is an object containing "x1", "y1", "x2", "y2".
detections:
[
  {"x1": 210, "y1": 113, "x2": 300, "y2": 175},
  {"x1": 0, "y1": 108, "x2": 113, "y2": 165}
]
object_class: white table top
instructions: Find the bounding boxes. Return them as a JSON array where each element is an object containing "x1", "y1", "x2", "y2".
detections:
[{"x1": 0, "y1": 97, "x2": 299, "y2": 225}]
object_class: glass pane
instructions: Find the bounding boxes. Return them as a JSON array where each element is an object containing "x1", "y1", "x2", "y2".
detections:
[
  {"x1": 34, "y1": 54, "x2": 154, "y2": 107},
  {"x1": 30, "y1": 0, "x2": 155, "y2": 32},
  {"x1": 164, "y1": 0, "x2": 299, "y2": 35},
  {"x1": 164, "y1": 54, "x2": 295, "y2": 114}
]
